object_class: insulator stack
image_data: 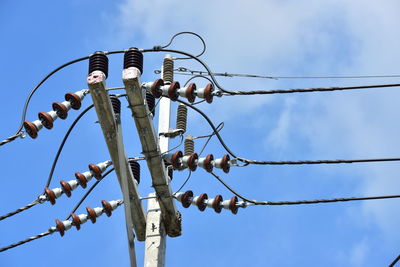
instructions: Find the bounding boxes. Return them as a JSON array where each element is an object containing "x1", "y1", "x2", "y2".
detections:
[
  {"x1": 123, "y1": 48, "x2": 143, "y2": 74},
  {"x1": 44, "y1": 160, "x2": 112, "y2": 205},
  {"x1": 162, "y1": 56, "x2": 174, "y2": 84},
  {"x1": 184, "y1": 135, "x2": 194, "y2": 155},
  {"x1": 145, "y1": 78, "x2": 214, "y2": 103},
  {"x1": 109, "y1": 95, "x2": 121, "y2": 117},
  {"x1": 23, "y1": 89, "x2": 87, "y2": 139},
  {"x1": 54, "y1": 199, "x2": 123, "y2": 236},
  {"x1": 176, "y1": 103, "x2": 187, "y2": 133},
  {"x1": 146, "y1": 92, "x2": 156, "y2": 117},
  {"x1": 129, "y1": 159, "x2": 140, "y2": 184},
  {"x1": 165, "y1": 151, "x2": 232, "y2": 173},
  {"x1": 175, "y1": 191, "x2": 240, "y2": 214},
  {"x1": 88, "y1": 51, "x2": 109, "y2": 78}
]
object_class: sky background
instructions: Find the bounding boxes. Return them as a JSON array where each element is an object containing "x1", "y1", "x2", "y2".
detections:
[{"x1": 1, "y1": 0, "x2": 400, "y2": 266}]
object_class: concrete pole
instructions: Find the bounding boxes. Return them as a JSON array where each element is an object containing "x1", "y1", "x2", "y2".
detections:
[{"x1": 144, "y1": 54, "x2": 174, "y2": 267}]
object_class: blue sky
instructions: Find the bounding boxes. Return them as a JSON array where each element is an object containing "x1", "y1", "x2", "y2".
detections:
[{"x1": 1, "y1": 1, "x2": 400, "y2": 266}]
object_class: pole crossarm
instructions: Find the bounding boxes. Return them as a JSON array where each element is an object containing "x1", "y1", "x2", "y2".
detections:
[
  {"x1": 87, "y1": 71, "x2": 147, "y2": 247},
  {"x1": 123, "y1": 67, "x2": 182, "y2": 237}
]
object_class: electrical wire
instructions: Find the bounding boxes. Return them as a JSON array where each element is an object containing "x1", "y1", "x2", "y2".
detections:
[
  {"x1": 65, "y1": 168, "x2": 114, "y2": 220},
  {"x1": 45, "y1": 104, "x2": 94, "y2": 188},
  {"x1": 160, "y1": 31, "x2": 206, "y2": 60},
  {"x1": 210, "y1": 172, "x2": 400, "y2": 206},
  {"x1": 389, "y1": 254, "x2": 400, "y2": 267},
  {"x1": 173, "y1": 67, "x2": 400, "y2": 80},
  {"x1": 0, "y1": 168, "x2": 115, "y2": 253},
  {"x1": 177, "y1": 98, "x2": 400, "y2": 166},
  {"x1": 0, "y1": 199, "x2": 40, "y2": 222},
  {"x1": 143, "y1": 47, "x2": 400, "y2": 96},
  {"x1": 0, "y1": 229, "x2": 55, "y2": 253}
]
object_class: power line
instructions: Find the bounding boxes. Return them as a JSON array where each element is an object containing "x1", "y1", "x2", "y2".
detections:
[
  {"x1": 389, "y1": 254, "x2": 400, "y2": 267},
  {"x1": 177, "y1": 99, "x2": 400, "y2": 166},
  {"x1": 0, "y1": 229, "x2": 55, "y2": 253},
  {"x1": 144, "y1": 47, "x2": 400, "y2": 97},
  {"x1": 210, "y1": 172, "x2": 400, "y2": 206},
  {"x1": 171, "y1": 67, "x2": 400, "y2": 80},
  {"x1": 0, "y1": 199, "x2": 41, "y2": 221}
]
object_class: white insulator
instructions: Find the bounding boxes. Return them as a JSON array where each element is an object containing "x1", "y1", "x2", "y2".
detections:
[
  {"x1": 142, "y1": 82, "x2": 153, "y2": 92},
  {"x1": 93, "y1": 207, "x2": 103, "y2": 217},
  {"x1": 97, "y1": 160, "x2": 111, "y2": 172},
  {"x1": 213, "y1": 158, "x2": 223, "y2": 168},
  {"x1": 196, "y1": 87, "x2": 206, "y2": 99},
  {"x1": 84, "y1": 171, "x2": 94, "y2": 183},
  {"x1": 74, "y1": 90, "x2": 86, "y2": 100},
  {"x1": 62, "y1": 220, "x2": 72, "y2": 231},
  {"x1": 61, "y1": 100, "x2": 71, "y2": 111},
  {"x1": 160, "y1": 85, "x2": 170, "y2": 96},
  {"x1": 177, "y1": 87, "x2": 187, "y2": 98},
  {"x1": 53, "y1": 188, "x2": 63, "y2": 198},
  {"x1": 32, "y1": 119, "x2": 43, "y2": 130},
  {"x1": 67, "y1": 180, "x2": 79, "y2": 190},
  {"x1": 221, "y1": 200, "x2": 231, "y2": 210},
  {"x1": 109, "y1": 200, "x2": 120, "y2": 210},
  {"x1": 181, "y1": 155, "x2": 190, "y2": 169},
  {"x1": 206, "y1": 198, "x2": 215, "y2": 209},
  {"x1": 191, "y1": 196, "x2": 200, "y2": 206},
  {"x1": 174, "y1": 192, "x2": 184, "y2": 202},
  {"x1": 78, "y1": 214, "x2": 88, "y2": 224},
  {"x1": 197, "y1": 157, "x2": 207, "y2": 169},
  {"x1": 47, "y1": 110, "x2": 58, "y2": 120}
]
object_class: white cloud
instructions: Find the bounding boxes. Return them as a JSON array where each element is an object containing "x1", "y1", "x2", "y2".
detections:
[{"x1": 112, "y1": 0, "x2": 400, "y2": 257}]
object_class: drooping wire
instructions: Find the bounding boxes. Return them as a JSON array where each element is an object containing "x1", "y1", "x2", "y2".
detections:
[
  {"x1": 160, "y1": 31, "x2": 206, "y2": 60},
  {"x1": 210, "y1": 172, "x2": 400, "y2": 206},
  {"x1": 65, "y1": 168, "x2": 114, "y2": 220},
  {"x1": 143, "y1": 47, "x2": 400, "y2": 96},
  {"x1": 45, "y1": 104, "x2": 94, "y2": 188},
  {"x1": 173, "y1": 67, "x2": 400, "y2": 80},
  {"x1": 177, "y1": 98, "x2": 400, "y2": 166}
]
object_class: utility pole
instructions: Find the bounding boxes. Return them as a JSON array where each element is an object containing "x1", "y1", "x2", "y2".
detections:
[
  {"x1": 143, "y1": 55, "x2": 174, "y2": 267},
  {"x1": 87, "y1": 51, "x2": 147, "y2": 267}
]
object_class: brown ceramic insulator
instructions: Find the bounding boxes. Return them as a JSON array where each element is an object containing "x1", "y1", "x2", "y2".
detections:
[
  {"x1": 213, "y1": 195, "x2": 223, "y2": 213},
  {"x1": 55, "y1": 219, "x2": 66, "y2": 237},
  {"x1": 65, "y1": 92, "x2": 82, "y2": 110},
  {"x1": 196, "y1": 193, "x2": 208, "y2": 211},
  {"x1": 101, "y1": 200, "x2": 113, "y2": 217},
  {"x1": 71, "y1": 213, "x2": 82, "y2": 230},
  {"x1": 187, "y1": 153, "x2": 198, "y2": 171},
  {"x1": 204, "y1": 83, "x2": 214, "y2": 104},
  {"x1": 204, "y1": 154, "x2": 214, "y2": 172},
  {"x1": 229, "y1": 196, "x2": 239, "y2": 215},
  {"x1": 129, "y1": 160, "x2": 140, "y2": 184},
  {"x1": 88, "y1": 163, "x2": 102, "y2": 180},
  {"x1": 171, "y1": 151, "x2": 183, "y2": 170},
  {"x1": 221, "y1": 154, "x2": 231, "y2": 173},
  {"x1": 23, "y1": 120, "x2": 38, "y2": 139},
  {"x1": 181, "y1": 190, "x2": 193, "y2": 208},
  {"x1": 186, "y1": 83, "x2": 196, "y2": 103},
  {"x1": 75, "y1": 172, "x2": 87, "y2": 189},
  {"x1": 45, "y1": 187, "x2": 56, "y2": 205},
  {"x1": 151, "y1": 78, "x2": 164, "y2": 98},
  {"x1": 86, "y1": 207, "x2": 97, "y2": 223},
  {"x1": 38, "y1": 112, "x2": 54, "y2": 129},
  {"x1": 52, "y1": 102, "x2": 68, "y2": 119},
  {"x1": 168, "y1": 81, "x2": 180, "y2": 101},
  {"x1": 60, "y1": 180, "x2": 72, "y2": 197}
]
